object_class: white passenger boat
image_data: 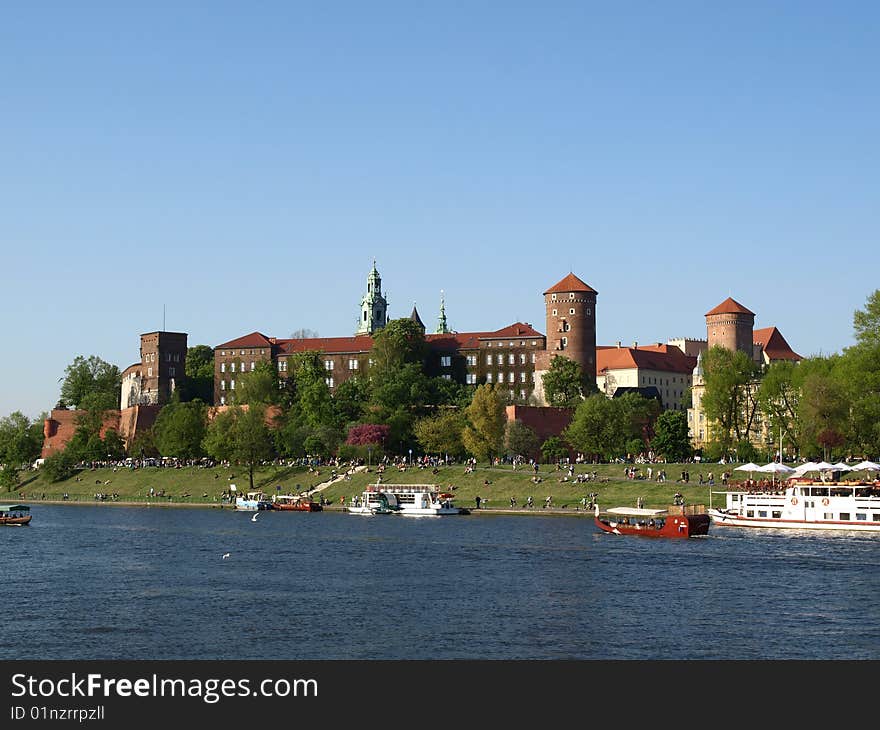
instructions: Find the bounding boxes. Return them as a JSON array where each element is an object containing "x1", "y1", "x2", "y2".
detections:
[
  {"x1": 347, "y1": 484, "x2": 464, "y2": 516},
  {"x1": 234, "y1": 491, "x2": 274, "y2": 511},
  {"x1": 708, "y1": 481, "x2": 880, "y2": 531}
]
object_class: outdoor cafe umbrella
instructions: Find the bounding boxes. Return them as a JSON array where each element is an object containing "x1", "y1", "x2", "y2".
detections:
[
  {"x1": 850, "y1": 460, "x2": 880, "y2": 479},
  {"x1": 734, "y1": 462, "x2": 761, "y2": 479},
  {"x1": 792, "y1": 461, "x2": 819, "y2": 476},
  {"x1": 830, "y1": 462, "x2": 852, "y2": 472},
  {"x1": 757, "y1": 462, "x2": 796, "y2": 485}
]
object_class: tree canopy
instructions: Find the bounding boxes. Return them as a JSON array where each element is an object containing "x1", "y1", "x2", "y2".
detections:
[
  {"x1": 541, "y1": 355, "x2": 592, "y2": 407},
  {"x1": 462, "y1": 384, "x2": 506, "y2": 461},
  {"x1": 59, "y1": 355, "x2": 121, "y2": 410}
]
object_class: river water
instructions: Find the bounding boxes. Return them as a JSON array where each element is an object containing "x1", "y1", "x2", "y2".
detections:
[{"x1": 2, "y1": 505, "x2": 878, "y2": 659}]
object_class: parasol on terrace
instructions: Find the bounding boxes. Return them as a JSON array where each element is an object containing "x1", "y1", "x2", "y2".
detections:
[
  {"x1": 756, "y1": 462, "x2": 796, "y2": 485},
  {"x1": 734, "y1": 462, "x2": 761, "y2": 479}
]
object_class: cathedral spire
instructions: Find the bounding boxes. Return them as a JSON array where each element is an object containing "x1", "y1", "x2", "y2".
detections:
[{"x1": 435, "y1": 290, "x2": 450, "y2": 334}]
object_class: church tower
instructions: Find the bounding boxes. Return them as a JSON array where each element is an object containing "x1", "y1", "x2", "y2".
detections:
[{"x1": 356, "y1": 261, "x2": 389, "y2": 335}]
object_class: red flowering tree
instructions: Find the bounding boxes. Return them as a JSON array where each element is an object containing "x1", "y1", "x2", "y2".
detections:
[{"x1": 346, "y1": 424, "x2": 390, "y2": 447}]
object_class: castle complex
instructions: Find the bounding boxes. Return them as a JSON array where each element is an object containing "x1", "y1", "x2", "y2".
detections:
[{"x1": 41, "y1": 264, "x2": 804, "y2": 458}]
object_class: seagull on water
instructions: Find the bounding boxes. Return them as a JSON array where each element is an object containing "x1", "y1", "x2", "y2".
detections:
[{"x1": 222, "y1": 553, "x2": 231, "y2": 560}]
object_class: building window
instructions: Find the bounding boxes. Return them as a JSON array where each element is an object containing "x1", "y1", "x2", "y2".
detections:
[
  {"x1": 586, "y1": 308, "x2": 591, "y2": 315},
  {"x1": 531, "y1": 341, "x2": 536, "y2": 346},
  {"x1": 520, "y1": 372, "x2": 526, "y2": 382},
  {"x1": 466, "y1": 373, "x2": 477, "y2": 384},
  {"x1": 509, "y1": 342, "x2": 514, "y2": 347},
  {"x1": 240, "y1": 350, "x2": 245, "y2": 355},
  {"x1": 569, "y1": 292, "x2": 574, "y2": 299},
  {"x1": 325, "y1": 360, "x2": 334, "y2": 370},
  {"x1": 531, "y1": 353, "x2": 536, "y2": 363},
  {"x1": 551, "y1": 294, "x2": 557, "y2": 301},
  {"x1": 147, "y1": 367, "x2": 152, "y2": 377},
  {"x1": 569, "y1": 308, "x2": 575, "y2": 315},
  {"x1": 441, "y1": 356, "x2": 452, "y2": 367},
  {"x1": 221, "y1": 363, "x2": 226, "y2": 373},
  {"x1": 509, "y1": 390, "x2": 515, "y2": 400},
  {"x1": 220, "y1": 396, "x2": 226, "y2": 405},
  {"x1": 466, "y1": 355, "x2": 477, "y2": 367},
  {"x1": 486, "y1": 355, "x2": 492, "y2": 366},
  {"x1": 552, "y1": 309, "x2": 557, "y2": 316},
  {"x1": 230, "y1": 362, "x2": 236, "y2": 373},
  {"x1": 520, "y1": 389, "x2": 526, "y2": 400},
  {"x1": 497, "y1": 373, "x2": 503, "y2": 383},
  {"x1": 166, "y1": 353, "x2": 171, "y2": 362},
  {"x1": 221, "y1": 380, "x2": 226, "y2": 391},
  {"x1": 561, "y1": 337, "x2": 568, "y2": 349},
  {"x1": 173, "y1": 353, "x2": 179, "y2": 362},
  {"x1": 486, "y1": 373, "x2": 493, "y2": 383},
  {"x1": 508, "y1": 372, "x2": 515, "y2": 383},
  {"x1": 442, "y1": 374, "x2": 452, "y2": 380},
  {"x1": 230, "y1": 380, "x2": 235, "y2": 390},
  {"x1": 251, "y1": 362, "x2": 255, "y2": 371},
  {"x1": 326, "y1": 377, "x2": 334, "y2": 388},
  {"x1": 508, "y1": 354, "x2": 515, "y2": 365},
  {"x1": 348, "y1": 359, "x2": 359, "y2": 370},
  {"x1": 497, "y1": 354, "x2": 503, "y2": 365},
  {"x1": 169, "y1": 367, "x2": 175, "y2": 377},
  {"x1": 519, "y1": 354, "x2": 526, "y2": 365}
]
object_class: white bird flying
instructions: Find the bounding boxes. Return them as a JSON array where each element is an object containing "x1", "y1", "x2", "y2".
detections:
[{"x1": 222, "y1": 553, "x2": 231, "y2": 560}]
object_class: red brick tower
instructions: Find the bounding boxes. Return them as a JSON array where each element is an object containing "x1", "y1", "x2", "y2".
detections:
[
  {"x1": 139, "y1": 331, "x2": 188, "y2": 405},
  {"x1": 538, "y1": 272, "x2": 598, "y2": 381},
  {"x1": 705, "y1": 298, "x2": 755, "y2": 356}
]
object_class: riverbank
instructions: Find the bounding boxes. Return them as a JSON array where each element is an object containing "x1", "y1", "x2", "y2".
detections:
[{"x1": 7, "y1": 461, "x2": 741, "y2": 514}]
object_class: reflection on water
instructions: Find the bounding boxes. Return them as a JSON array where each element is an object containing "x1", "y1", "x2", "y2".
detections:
[{"x1": 2, "y1": 506, "x2": 879, "y2": 659}]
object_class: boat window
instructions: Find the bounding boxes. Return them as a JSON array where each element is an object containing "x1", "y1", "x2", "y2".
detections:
[
  {"x1": 839, "y1": 513, "x2": 850, "y2": 521},
  {"x1": 823, "y1": 513, "x2": 833, "y2": 520},
  {"x1": 746, "y1": 510, "x2": 754, "y2": 517},
  {"x1": 809, "y1": 487, "x2": 829, "y2": 497},
  {"x1": 731, "y1": 494, "x2": 739, "y2": 502},
  {"x1": 772, "y1": 511, "x2": 782, "y2": 519},
  {"x1": 758, "y1": 510, "x2": 767, "y2": 518},
  {"x1": 856, "y1": 513, "x2": 867, "y2": 521},
  {"x1": 873, "y1": 515, "x2": 880, "y2": 522}
]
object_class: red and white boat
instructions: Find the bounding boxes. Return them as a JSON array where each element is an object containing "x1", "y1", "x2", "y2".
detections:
[
  {"x1": 594, "y1": 505, "x2": 710, "y2": 538},
  {"x1": 0, "y1": 504, "x2": 32, "y2": 526},
  {"x1": 272, "y1": 494, "x2": 323, "y2": 512}
]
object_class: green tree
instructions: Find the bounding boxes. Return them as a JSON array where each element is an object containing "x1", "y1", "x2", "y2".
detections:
[
  {"x1": 700, "y1": 346, "x2": 760, "y2": 452},
  {"x1": 153, "y1": 401, "x2": 208, "y2": 458},
  {"x1": 369, "y1": 318, "x2": 427, "y2": 375},
  {"x1": 651, "y1": 410, "x2": 692, "y2": 462},
  {"x1": 59, "y1": 355, "x2": 121, "y2": 410},
  {"x1": 203, "y1": 405, "x2": 275, "y2": 491},
  {"x1": 236, "y1": 361, "x2": 280, "y2": 406},
  {"x1": 757, "y1": 360, "x2": 802, "y2": 456},
  {"x1": 564, "y1": 394, "x2": 631, "y2": 461},
  {"x1": 414, "y1": 410, "x2": 467, "y2": 458},
  {"x1": 42, "y1": 450, "x2": 79, "y2": 482},
  {"x1": 542, "y1": 356, "x2": 592, "y2": 407},
  {"x1": 0, "y1": 411, "x2": 45, "y2": 468},
  {"x1": 504, "y1": 419, "x2": 539, "y2": 459},
  {"x1": 333, "y1": 376, "x2": 370, "y2": 428},
  {"x1": 853, "y1": 289, "x2": 880, "y2": 348},
  {"x1": 799, "y1": 370, "x2": 848, "y2": 460},
  {"x1": 541, "y1": 436, "x2": 569, "y2": 463},
  {"x1": 462, "y1": 384, "x2": 506, "y2": 462},
  {"x1": 184, "y1": 345, "x2": 215, "y2": 404}
]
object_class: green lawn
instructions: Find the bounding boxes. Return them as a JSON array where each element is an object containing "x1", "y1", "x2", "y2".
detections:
[{"x1": 9, "y1": 460, "x2": 741, "y2": 512}]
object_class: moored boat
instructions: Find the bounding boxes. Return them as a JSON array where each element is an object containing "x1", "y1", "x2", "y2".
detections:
[
  {"x1": 272, "y1": 494, "x2": 323, "y2": 512},
  {"x1": 709, "y1": 480, "x2": 880, "y2": 531},
  {"x1": 348, "y1": 484, "x2": 465, "y2": 516},
  {"x1": 0, "y1": 504, "x2": 32, "y2": 526},
  {"x1": 234, "y1": 491, "x2": 274, "y2": 511},
  {"x1": 594, "y1": 504, "x2": 709, "y2": 538}
]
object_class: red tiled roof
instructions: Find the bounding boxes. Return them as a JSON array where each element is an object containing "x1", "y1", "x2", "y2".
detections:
[
  {"x1": 543, "y1": 273, "x2": 597, "y2": 295},
  {"x1": 278, "y1": 335, "x2": 374, "y2": 355},
  {"x1": 705, "y1": 297, "x2": 755, "y2": 317},
  {"x1": 427, "y1": 323, "x2": 545, "y2": 351},
  {"x1": 753, "y1": 327, "x2": 802, "y2": 362},
  {"x1": 597, "y1": 344, "x2": 696, "y2": 375},
  {"x1": 215, "y1": 332, "x2": 274, "y2": 349}
]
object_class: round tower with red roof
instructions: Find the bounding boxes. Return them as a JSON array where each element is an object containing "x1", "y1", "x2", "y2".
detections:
[
  {"x1": 541, "y1": 272, "x2": 598, "y2": 382},
  {"x1": 705, "y1": 297, "x2": 755, "y2": 356}
]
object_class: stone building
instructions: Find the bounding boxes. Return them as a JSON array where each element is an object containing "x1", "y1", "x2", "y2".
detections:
[{"x1": 120, "y1": 331, "x2": 188, "y2": 409}]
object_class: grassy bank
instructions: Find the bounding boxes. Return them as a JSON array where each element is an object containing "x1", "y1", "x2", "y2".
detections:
[{"x1": 8, "y1": 461, "x2": 739, "y2": 512}]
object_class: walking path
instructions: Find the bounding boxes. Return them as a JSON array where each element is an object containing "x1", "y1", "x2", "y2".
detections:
[{"x1": 306, "y1": 465, "x2": 368, "y2": 496}]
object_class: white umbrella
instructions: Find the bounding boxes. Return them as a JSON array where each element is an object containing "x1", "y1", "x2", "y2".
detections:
[
  {"x1": 814, "y1": 461, "x2": 834, "y2": 471},
  {"x1": 757, "y1": 462, "x2": 796, "y2": 485},
  {"x1": 851, "y1": 460, "x2": 880, "y2": 471},
  {"x1": 792, "y1": 461, "x2": 819, "y2": 475},
  {"x1": 734, "y1": 462, "x2": 761, "y2": 472},
  {"x1": 830, "y1": 462, "x2": 852, "y2": 471}
]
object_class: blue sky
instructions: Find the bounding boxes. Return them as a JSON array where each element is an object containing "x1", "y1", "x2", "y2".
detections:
[{"x1": 1, "y1": 2, "x2": 878, "y2": 419}]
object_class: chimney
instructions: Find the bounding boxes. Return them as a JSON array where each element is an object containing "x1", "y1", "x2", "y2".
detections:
[
  {"x1": 632, "y1": 341, "x2": 638, "y2": 348},
  {"x1": 616, "y1": 341, "x2": 621, "y2": 348}
]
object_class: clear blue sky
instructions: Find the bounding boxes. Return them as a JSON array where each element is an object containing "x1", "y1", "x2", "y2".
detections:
[{"x1": 1, "y1": 1, "x2": 878, "y2": 419}]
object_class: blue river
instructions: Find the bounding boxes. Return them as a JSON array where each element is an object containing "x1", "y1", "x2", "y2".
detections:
[{"x1": 2, "y1": 505, "x2": 878, "y2": 660}]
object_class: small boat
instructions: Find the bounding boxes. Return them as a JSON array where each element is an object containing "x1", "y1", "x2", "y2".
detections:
[
  {"x1": 709, "y1": 481, "x2": 880, "y2": 531},
  {"x1": 348, "y1": 484, "x2": 465, "y2": 516},
  {"x1": 272, "y1": 494, "x2": 323, "y2": 512},
  {"x1": 234, "y1": 491, "x2": 274, "y2": 511},
  {"x1": 594, "y1": 504, "x2": 709, "y2": 538},
  {"x1": 0, "y1": 504, "x2": 32, "y2": 526}
]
